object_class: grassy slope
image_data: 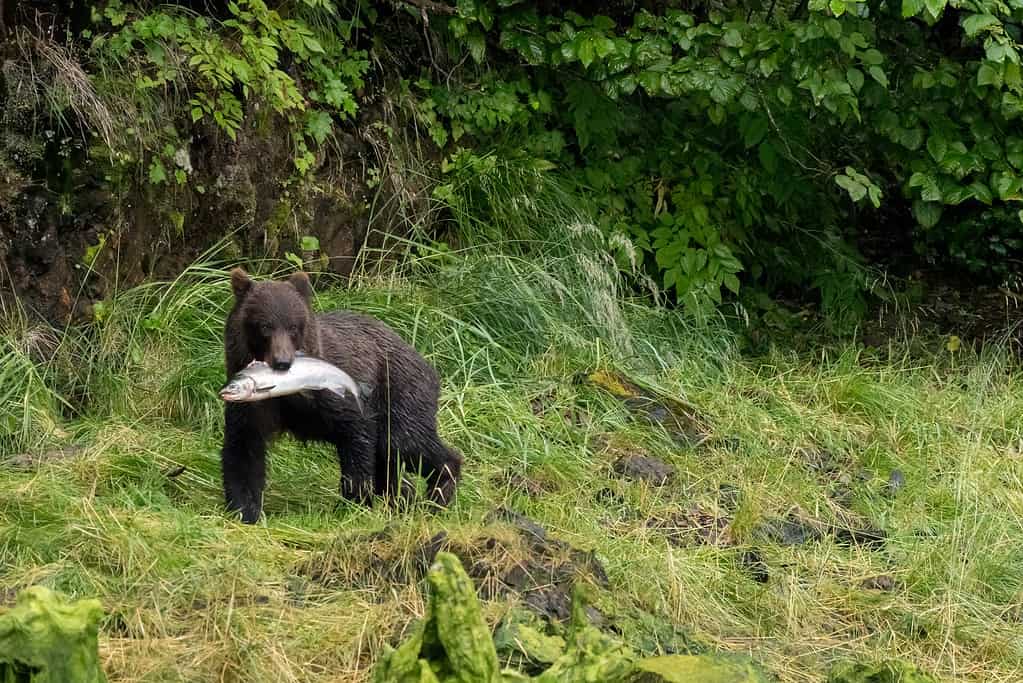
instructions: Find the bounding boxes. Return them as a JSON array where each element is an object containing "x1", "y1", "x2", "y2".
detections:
[{"x1": 1, "y1": 247, "x2": 1022, "y2": 683}]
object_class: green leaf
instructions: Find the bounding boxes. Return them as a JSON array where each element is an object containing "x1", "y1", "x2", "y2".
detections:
[
  {"x1": 868, "y1": 66, "x2": 888, "y2": 87},
  {"x1": 829, "y1": 0, "x2": 846, "y2": 16},
  {"x1": 839, "y1": 36, "x2": 856, "y2": 57},
  {"x1": 897, "y1": 127, "x2": 924, "y2": 150},
  {"x1": 992, "y1": 171, "x2": 1021, "y2": 199},
  {"x1": 578, "y1": 38, "x2": 595, "y2": 67},
  {"x1": 300, "y1": 235, "x2": 320, "y2": 251},
  {"x1": 867, "y1": 184, "x2": 882, "y2": 208},
  {"x1": 969, "y1": 180, "x2": 994, "y2": 204},
  {"x1": 835, "y1": 173, "x2": 868, "y2": 202},
  {"x1": 913, "y1": 200, "x2": 943, "y2": 228},
  {"x1": 303, "y1": 36, "x2": 325, "y2": 53},
  {"x1": 924, "y1": 0, "x2": 947, "y2": 15},
  {"x1": 986, "y1": 42, "x2": 1009, "y2": 63},
  {"x1": 742, "y1": 115, "x2": 769, "y2": 148},
  {"x1": 758, "y1": 141, "x2": 778, "y2": 174},
  {"x1": 305, "y1": 110, "x2": 333, "y2": 145},
  {"x1": 723, "y1": 272, "x2": 741, "y2": 295},
  {"x1": 902, "y1": 0, "x2": 925, "y2": 16},
  {"x1": 910, "y1": 171, "x2": 942, "y2": 201},
  {"x1": 777, "y1": 84, "x2": 793, "y2": 105},
  {"x1": 861, "y1": 49, "x2": 883, "y2": 66},
  {"x1": 977, "y1": 62, "x2": 1001, "y2": 87},
  {"x1": 962, "y1": 13, "x2": 1000, "y2": 37},
  {"x1": 1007, "y1": 138, "x2": 1023, "y2": 169},
  {"x1": 148, "y1": 159, "x2": 167, "y2": 185},
  {"x1": 723, "y1": 28, "x2": 743, "y2": 47},
  {"x1": 467, "y1": 32, "x2": 486, "y2": 63},
  {"x1": 927, "y1": 135, "x2": 947, "y2": 163},
  {"x1": 846, "y1": 68, "x2": 864, "y2": 92}
]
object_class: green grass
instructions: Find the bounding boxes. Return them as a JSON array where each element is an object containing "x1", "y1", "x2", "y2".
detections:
[{"x1": 2, "y1": 239, "x2": 1022, "y2": 682}]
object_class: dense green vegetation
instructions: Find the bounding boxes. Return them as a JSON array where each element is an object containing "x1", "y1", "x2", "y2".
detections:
[{"x1": 4, "y1": 0, "x2": 1022, "y2": 331}]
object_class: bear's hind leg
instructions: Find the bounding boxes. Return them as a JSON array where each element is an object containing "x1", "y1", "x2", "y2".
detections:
[
  {"x1": 334, "y1": 420, "x2": 377, "y2": 506},
  {"x1": 395, "y1": 429, "x2": 462, "y2": 508}
]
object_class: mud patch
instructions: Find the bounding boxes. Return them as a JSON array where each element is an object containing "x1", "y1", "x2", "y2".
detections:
[
  {"x1": 755, "y1": 507, "x2": 886, "y2": 549},
  {"x1": 861, "y1": 575, "x2": 898, "y2": 592},
  {"x1": 3, "y1": 445, "x2": 84, "y2": 471},
  {"x1": 647, "y1": 504, "x2": 733, "y2": 548},
  {"x1": 295, "y1": 510, "x2": 609, "y2": 624},
  {"x1": 797, "y1": 446, "x2": 875, "y2": 507}
]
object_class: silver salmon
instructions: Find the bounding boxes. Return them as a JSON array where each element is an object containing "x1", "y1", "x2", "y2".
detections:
[{"x1": 219, "y1": 353, "x2": 367, "y2": 413}]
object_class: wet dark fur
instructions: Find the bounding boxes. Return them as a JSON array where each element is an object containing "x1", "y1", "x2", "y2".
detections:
[{"x1": 220, "y1": 268, "x2": 463, "y2": 523}]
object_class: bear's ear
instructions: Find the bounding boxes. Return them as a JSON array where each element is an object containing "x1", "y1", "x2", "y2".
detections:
[
  {"x1": 230, "y1": 268, "x2": 253, "y2": 300},
  {"x1": 288, "y1": 271, "x2": 313, "y2": 302}
]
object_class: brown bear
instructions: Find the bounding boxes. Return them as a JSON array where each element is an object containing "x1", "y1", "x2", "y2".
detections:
[{"x1": 220, "y1": 268, "x2": 462, "y2": 523}]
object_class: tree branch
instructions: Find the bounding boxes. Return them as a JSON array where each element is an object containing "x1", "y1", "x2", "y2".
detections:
[{"x1": 397, "y1": 0, "x2": 456, "y2": 15}]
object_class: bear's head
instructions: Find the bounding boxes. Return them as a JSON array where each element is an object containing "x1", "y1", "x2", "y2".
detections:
[{"x1": 229, "y1": 268, "x2": 316, "y2": 371}]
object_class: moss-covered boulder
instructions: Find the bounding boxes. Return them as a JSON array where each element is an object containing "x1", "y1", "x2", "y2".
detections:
[{"x1": 0, "y1": 586, "x2": 107, "y2": 683}]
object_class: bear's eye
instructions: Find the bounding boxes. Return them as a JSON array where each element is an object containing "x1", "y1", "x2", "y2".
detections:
[
  {"x1": 289, "y1": 324, "x2": 299, "y2": 335},
  {"x1": 259, "y1": 323, "x2": 272, "y2": 336}
]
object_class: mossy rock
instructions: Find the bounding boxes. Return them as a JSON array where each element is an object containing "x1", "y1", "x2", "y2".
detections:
[
  {"x1": 0, "y1": 586, "x2": 107, "y2": 683},
  {"x1": 632, "y1": 654, "x2": 771, "y2": 682}
]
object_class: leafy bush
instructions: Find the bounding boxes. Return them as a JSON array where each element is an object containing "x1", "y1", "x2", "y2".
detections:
[
  {"x1": 408, "y1": 0, "x2": 1023, "y2": 326},
  {"x1": 88, "y1": 0, "x2": 370, "y2": 178}
]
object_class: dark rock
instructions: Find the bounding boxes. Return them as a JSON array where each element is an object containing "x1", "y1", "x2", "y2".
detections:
[
  {"x1": 164, "y1": 465, "x2": 186, "y2": 478},
  {"x1": 833, "y1": 523, "x2": 886, "y2": 549},
  {"x1": 739, "y1": 549, "x2": 770, "y2": 584},
  {"x1": 418, "y1": 531, "x2": 448, "y2": 570},
  {"x1": 758, "y1": 514, "x2": 823, "y2": 546},
  {"x1": 887, "y1": 469, "x2": 905, "y2": 495},
  {"x1": 612, "y1": 454, "x2": 675, "y2": 486},
  {"x1": 486, "y1": 507, "x2": 549, "y2": 543},
  {"x1": 523, "y1": 587, "x2": 573, "y2": 622}
]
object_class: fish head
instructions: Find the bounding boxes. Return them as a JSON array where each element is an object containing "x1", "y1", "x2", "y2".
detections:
[{"x1": 219, "y1": 376, "x2": 259, "y2": 402}]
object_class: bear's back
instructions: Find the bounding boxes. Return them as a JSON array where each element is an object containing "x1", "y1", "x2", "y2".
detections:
[{"x1": 314, "y1": 310, "x2": 440, "y2": 392}]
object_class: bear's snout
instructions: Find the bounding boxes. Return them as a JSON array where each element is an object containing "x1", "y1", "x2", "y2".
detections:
[{"x1": 269, "y1": 331, "x2": 296, "y2": 371}]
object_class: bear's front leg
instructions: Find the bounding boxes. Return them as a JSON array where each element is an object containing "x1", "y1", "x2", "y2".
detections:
[{"x1": 221, "y1": 403, "x2": 268, "y2": 523}]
